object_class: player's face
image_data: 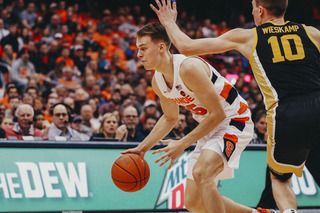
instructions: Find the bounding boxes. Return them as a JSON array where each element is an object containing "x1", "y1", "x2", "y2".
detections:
[
  {"x1": 136, "y1": 35, "x2": 162, "y2": 70},
  {"x1": 252, "y1": 0, "x2": 262, "y2": 26}
]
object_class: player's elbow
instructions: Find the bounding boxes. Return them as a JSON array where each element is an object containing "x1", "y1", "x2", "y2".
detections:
[
  {"x1": 179, "y1": 45, "x2": 195, "y2": 57},
  {"x1": 212, "y1": 109, "x2": 226, "y2": 124}
]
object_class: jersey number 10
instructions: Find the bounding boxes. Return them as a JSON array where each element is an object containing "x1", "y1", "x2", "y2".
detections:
[{"x1": 268, "y1": 35, "x2": 305, "y2": 63}]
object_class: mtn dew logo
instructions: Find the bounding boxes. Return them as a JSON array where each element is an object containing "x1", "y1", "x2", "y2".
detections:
[
  {"x1": 0, "y1": 162, "x2": 88, "y2": 199},
  {"x1": 155, "y1": 152, "x2": 192, "y2": 209}
]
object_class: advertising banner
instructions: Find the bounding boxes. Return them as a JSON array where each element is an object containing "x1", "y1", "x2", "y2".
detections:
[{"x1": 0, "y1": 147, "x2": 318, "y2": 212}]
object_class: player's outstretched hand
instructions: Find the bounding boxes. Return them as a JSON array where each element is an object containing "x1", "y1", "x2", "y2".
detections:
[
  {"x1": 150, "y1": 0, "x2": 177, "y2": 26},
  {"x1": 151, "y1": 139, "x2": 184, "y2": 169}
]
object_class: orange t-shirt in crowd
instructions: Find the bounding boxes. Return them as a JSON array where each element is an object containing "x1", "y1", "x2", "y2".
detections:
[
  {"x1": 58, "y1": 78, "x2": 78, "y2": 88},
  {"x1": 0, "y1": 96, "x2": 9, "y2": 109},
  {"x1": 55, "y1": 57, "x2": 75, "y2": 67},
  {"x1": 61, "y1": 34, "x2": 75, "y2": 48},
  {"x1": 56, "y1": 10, "x2": 67, "y2": 23},
  {"x1": 43, "y1": 110, "x2": 52, "y2": 123},
  {"x1": 106, "y1": 45, "x2": 127, "y2": 61}
]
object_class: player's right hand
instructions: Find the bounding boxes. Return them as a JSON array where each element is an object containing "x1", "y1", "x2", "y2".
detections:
[{"x1": 121, "y1": 147, "x2": 146, "y2": 159}]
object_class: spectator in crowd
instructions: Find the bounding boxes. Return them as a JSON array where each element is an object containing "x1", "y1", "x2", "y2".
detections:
[
  {"x1": 166, "y1": 113, "x2": 187, "y2": 139},
  {"x1": 142, "y1": 115, "x2": 157, "y2": 138},
  {"x1": 34, "y1": 42, "x2": 50, "y2": 75},
  {"x1": 119, "y1": 15, "x2": 139, "y2": 35},
  {"x1": 74, "y1": 88, "x2": 88, "y2": 114},
  {"x1": 70, "y1": 116, "x2": 90, "y2": 141},
  {"x1": 0, "y1": 103, "x2": 6, "y2": 123},
  {"x1": 44, "y1": 60, "x2": 65, "y2": 89},
  {"x1": 1, "y1": 116, "x2": 13, "y2": 128},
  {"x1": 55, "y1": 46, "x2": 75, "y2": 67},
  {"x1": 58, "y1": 66, "x2": 80, "y2": 90},
  {"x1": 88, "y1": 98, "x2": 101, "y2": 130},
  {"x1": 22, "y1": 93, "x2": 34, "y2": 106},
  {"x1": 139, "y1": 99, "x2": 159, "y2": 124},
  {"x1": 1, "y1": 22, "x2": 19, "y2": 53},
  {"x1": 5, "y1": 96, "x2": 20, "y2": 119},
  {"x1": 47, "y1": 14, "x2": 61, "y2": 38},
  {"x1": 47, "y1": 103, "x2": 83, "y2": 140},
  {"x1": 100, "y1": 88, "x2": 122, "y2": 115},
  {"x1": 1, "y1": 44, "x2": 15, "y2": 66},
  {"x1": 80, "y1": 104, "x2": 94, "y2": 137},
  {"x1": 121, "y1": 105, "x2": 144, "y2": 142},
  {"x1": 33, "y1": 111, "x2": 45, "y2": 130},
  {"x1": 90, "y1": 112, "x2": 127, "y2": 141},
  {"x1": 73, "y1": 45, "x2": 88, "y2": 74},
  {"x1": 42, "y1": 95, "x2": 58, "y2": 123},
  {"x1": 96, "y1": 9, "x2": 112, "y2": 35},
  {"x1": 84, "y1": 29, "x2": 101, "y2": 52},
  {"x1": 3, "y1": 104, "x2": 43, "y2": 139},
  {"x1": 10, "y1": 48, "x2": 36, "y2": 94},
  {"x1": 250, "y1": 110, "x2": 267, "y2": 144},
  {"x1": 26, "y1": 86, "x2": 38, "y2": 100},
  {"x1": 20, "y1": 2, "x2": 37, "y2": 30},
  {"x1": 0, "y1": 18, "x2": 9, "y2": 41},
  {"x1": 126, "y1": 49, "x2": 142, "y2": 73},
  {"x1": 63, "y1": 97, "x2": 75, "y2": 110},
  {"x1": 0, "y1": 85, "x2": 19, "y2": 108}
]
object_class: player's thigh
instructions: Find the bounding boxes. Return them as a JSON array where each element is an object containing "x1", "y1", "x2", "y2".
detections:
[
  {"x1": 193, "y1": 149, "x2": 224, "y2": 180},
  {"x1": 267, "y1": 97, "x2": 319, "y2": 176}
]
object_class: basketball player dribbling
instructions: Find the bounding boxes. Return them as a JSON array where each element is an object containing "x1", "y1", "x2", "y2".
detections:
[{"x1": 122, "y1": 22, "x2": 275, "y2": 213}]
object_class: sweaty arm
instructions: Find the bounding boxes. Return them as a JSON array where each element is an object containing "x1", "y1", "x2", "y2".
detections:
[
  {"x1": 151, "y1": 0, "x2": 253, "y2": 58},
  {"x1": 135, "y1": 78, "x2": 180, "y2": 152},
  {"x1": 177, "y1": 58, "x2": 226, "y2": 150}
]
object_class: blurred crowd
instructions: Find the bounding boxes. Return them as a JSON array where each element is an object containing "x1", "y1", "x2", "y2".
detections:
[{"x1": 0, "y1": 0, "x2": 296, "y2": 142}]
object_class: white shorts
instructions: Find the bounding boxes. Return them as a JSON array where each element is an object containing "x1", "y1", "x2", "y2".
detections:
[{"x1": 187, "y1": 117, "x2": 253, "y2": 181}]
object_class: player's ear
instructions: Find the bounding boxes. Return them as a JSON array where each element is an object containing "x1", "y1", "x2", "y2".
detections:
[{"x1": 158, "y1": 42, "x2": 166, "y2": 53}]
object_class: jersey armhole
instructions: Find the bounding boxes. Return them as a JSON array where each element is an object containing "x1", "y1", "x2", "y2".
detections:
[
  {"x1": 249, "y1": 28, "x2": 258, "y2": 65},
  {"x1": 302, "y1": 24, "x2": 320, "y2": 53}
]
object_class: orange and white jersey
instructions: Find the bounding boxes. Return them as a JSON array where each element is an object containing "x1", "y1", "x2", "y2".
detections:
[{"x1": 154, "y1": 54, "x2": 251, "y2": 126}]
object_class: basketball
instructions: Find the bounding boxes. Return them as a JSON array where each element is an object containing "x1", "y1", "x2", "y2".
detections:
[{"x1": 111, "y1": 154, "x2": 150, "y2": 192}]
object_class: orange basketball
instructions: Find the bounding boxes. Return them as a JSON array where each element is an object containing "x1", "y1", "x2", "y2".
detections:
[{"x1": 111, "y1": 154, "x2": 150, "y2": 192}]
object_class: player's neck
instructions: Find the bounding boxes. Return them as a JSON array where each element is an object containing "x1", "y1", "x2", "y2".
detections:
[
  {"x1": 263, "y1": 16, "x2": 285, "y2": 25},
  {"x1": 156, "y1": 53, "x2": 174, "y2": 80}
]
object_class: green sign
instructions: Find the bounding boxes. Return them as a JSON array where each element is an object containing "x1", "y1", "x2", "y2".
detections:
[{"x1": 0, "y1": 147, "x2": 318, "y2": 212}]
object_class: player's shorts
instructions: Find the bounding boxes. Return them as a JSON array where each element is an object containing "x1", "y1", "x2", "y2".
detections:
[
  {"x1": 187, "y1": 116, "x2": 253, "y2": 181},
  {"x1": 267, "y1": 91, "x2": 320, "y2": 177}
]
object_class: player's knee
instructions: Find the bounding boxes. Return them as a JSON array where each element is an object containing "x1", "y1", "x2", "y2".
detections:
[
  {"x1": 193, "y1": 164, "x2": 222, "y2": 184},
  {"x1": 269, "y1": 166, "x2": 293, "y2": 182}
]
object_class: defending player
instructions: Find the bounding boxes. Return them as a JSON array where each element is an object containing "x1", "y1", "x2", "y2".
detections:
[
  {"x1": 121, "y1": 22, "x2": 276, "y2": 213},
  {"x1": 150, "y1": 0, "x2": 320, "y2": 212}
]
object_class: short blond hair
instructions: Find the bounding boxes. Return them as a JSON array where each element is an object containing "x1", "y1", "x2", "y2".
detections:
[{"x1": 99, "y1": 111, "x2": 119, "y2": 134}]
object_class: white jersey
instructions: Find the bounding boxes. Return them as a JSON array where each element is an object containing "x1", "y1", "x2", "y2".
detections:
[
  {"x1": 154, "y1": 54, "x2": 253, "y2": 181},
  {"x1": 154, "y1": 54, "x2": 251, "y2": 123}
]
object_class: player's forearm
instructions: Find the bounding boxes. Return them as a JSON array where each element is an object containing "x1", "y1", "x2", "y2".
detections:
[
  {"x1": 180, "y1": 111, "x2": 226, "y2": 150},
  {"x1": 137, "y1": 115, "x2": 177, "y2": 152},
  {"x1": 164, "y1": 21, "x2": 194, "y2": 55}
]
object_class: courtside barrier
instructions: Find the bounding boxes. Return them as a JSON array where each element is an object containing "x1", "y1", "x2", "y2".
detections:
[{"x1": 0, "y1": 141, "x2": 318, "y2": 213}]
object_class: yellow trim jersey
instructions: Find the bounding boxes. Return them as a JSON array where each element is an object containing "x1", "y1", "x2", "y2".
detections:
[{"x1": 249, "y1": 21, "x2": 320, "y2": 110}]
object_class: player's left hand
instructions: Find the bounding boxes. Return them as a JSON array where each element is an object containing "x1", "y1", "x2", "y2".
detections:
[
  {"x1": 151, "y1": 139, "x2": 184, "y2": 169},
  {"x1": 150, "y1": 0, "x2": 177, "y2": 26}
]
